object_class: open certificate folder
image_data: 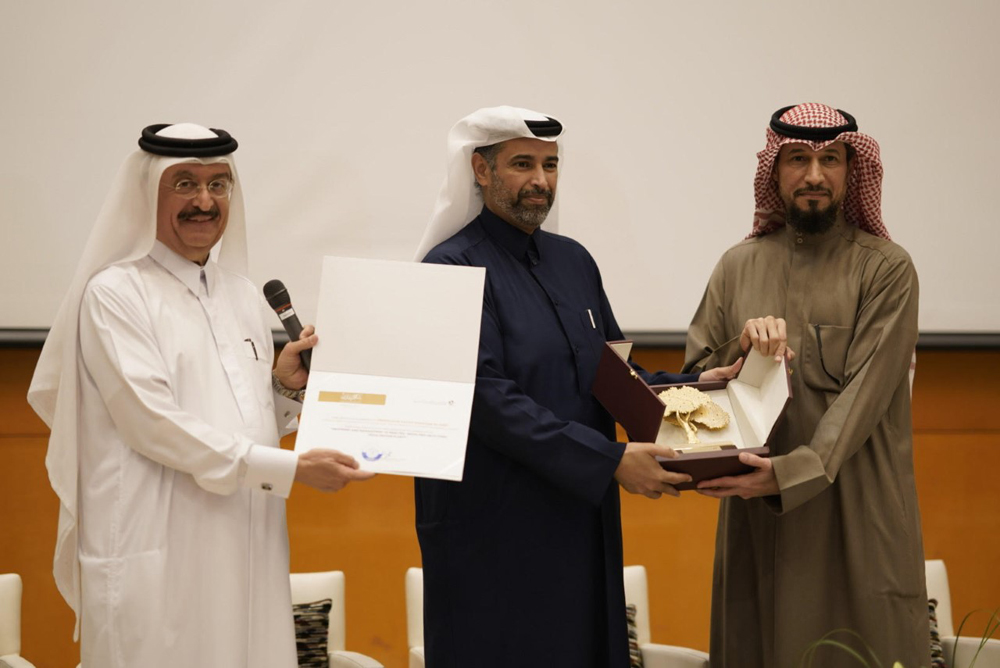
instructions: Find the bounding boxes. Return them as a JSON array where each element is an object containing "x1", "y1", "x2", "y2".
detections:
[{"x1": 294, "y1": 256, "x2": 485, "y2": 481}]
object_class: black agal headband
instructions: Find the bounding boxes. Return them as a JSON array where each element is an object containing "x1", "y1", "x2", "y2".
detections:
[
  {"x1": 138, "y1": 124, "x2": 239, "y2": 157},
  {"x1": 770, "y1": 106, "x2": 858, "y2": 142},
  {"x1": 525, "y1": 117, "x2": 562, "y2": 137}
]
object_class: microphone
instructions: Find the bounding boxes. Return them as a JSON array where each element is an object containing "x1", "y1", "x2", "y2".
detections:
[{"x1": 263, "y1": 279, "x2": 311, "y2": 372}]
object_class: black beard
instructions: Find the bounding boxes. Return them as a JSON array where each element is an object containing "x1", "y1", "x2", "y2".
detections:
[{"x1": 786, "y1": 200, "x2": 838, "y2": 235}]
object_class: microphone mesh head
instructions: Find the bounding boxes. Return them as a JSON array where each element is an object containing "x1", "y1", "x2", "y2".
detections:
[{"x1": 263, "y1": 280, "x2": 289, "y2": 309}]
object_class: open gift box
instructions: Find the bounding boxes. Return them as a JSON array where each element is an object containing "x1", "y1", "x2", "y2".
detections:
[{"x1": 592, "y1": 341, "x2": 792, "y2": 491}]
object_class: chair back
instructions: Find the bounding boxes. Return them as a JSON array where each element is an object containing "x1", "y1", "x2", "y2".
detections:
[
  {"x1": 0, "y1": 573, "x2": 23, "y2": 657},
  {"x1": 925, "y1": 559, "x2": 954, "y2": 637},
  {"x1": 405, "y1": 568, "x2": 424, "y2": 650},
  {"x1": 623, "y1": 565, "x2": 652, "y2": 645},
  {"x1": 290, "y1": 571, "x2": 347, "y2": 652}
]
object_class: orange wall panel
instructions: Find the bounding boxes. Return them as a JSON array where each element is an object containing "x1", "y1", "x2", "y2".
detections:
[
  {"x1": 0, "y1": 349, "x2": 48, "y2": 436},
  {"x1": 1, "y1": 347, "x2": 998, "y2": 667}
]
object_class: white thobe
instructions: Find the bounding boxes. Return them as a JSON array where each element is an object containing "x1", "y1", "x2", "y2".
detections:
[{"x1": 75, "y1": 241, "x2": 300, "y2": 668}]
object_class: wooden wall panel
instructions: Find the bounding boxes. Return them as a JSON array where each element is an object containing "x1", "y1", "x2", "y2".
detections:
[
  {"x1": 1, "y1": 347, "x2": 998, "y2": 667},
  {"x1": 0, "y1": 349, "x2": 47, "y2": 436},
  {"x1": 914, "y1": 433, "x2": 1000, "y2": 628},
  {"x1": 911, "y1": 350, "x2": 1000, "y2": 431},
  {"x1": 0, "y1": 436, "x2": 74, "y2": 668}
]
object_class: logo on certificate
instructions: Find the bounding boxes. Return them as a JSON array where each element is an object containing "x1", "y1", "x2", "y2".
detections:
[{"x1": 362, "y1": 448, "x2": 387, "y2": 462}]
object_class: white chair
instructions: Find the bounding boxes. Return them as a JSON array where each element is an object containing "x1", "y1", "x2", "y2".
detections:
[
  {"x1": 925, "y1": 559, "x2": 1000, "y2": 667},
  {"x1": 0, "y1": 574, "x2": 36, "y2": 668},
  {"x1": 289, "y1": 571, "x2": 383, "y2": 668},
  {"x1": 405, "y1": 566, "x2": 708, "y2": 668},
  {"x1": 623, "y1": 565, "x2": 710, "y2": 668},
  {"x1": 404, "y1": 568, "x2": 425, "y2": 668}
]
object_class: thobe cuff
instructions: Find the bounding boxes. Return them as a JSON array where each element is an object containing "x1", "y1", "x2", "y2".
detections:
[
  {"x1": 684, "y1": 335, "x2": 742, "y2": 373},
  {"x1": 771, "y1": 445, "x2": 831, "y2": 514},
  {"x1": 246, "y1": 445, "x2": 297, "y2": 498}
]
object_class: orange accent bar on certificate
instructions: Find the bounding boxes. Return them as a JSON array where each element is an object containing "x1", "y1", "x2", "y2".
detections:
[{"x1": 318, "y1": 391, "x2": 387, "y2": 405}]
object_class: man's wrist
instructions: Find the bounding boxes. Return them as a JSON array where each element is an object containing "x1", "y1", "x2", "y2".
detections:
[{"x1": 272, "y1": 371, "x2": 305, "y2": 402}]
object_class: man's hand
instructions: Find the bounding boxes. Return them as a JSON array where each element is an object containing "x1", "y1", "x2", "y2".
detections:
[
  {"x1": 740, "y1": 316, "x2": 796, "y2": 362},
  {"x1": 614, "y1": 442, "x2": 692, "y2": 499},
  {"x1": 275, "y1": 324, "x2": 318, "y2": 390},
  {"x1": 698, "y1": 356, "x2": 744, "y2": 382},
  {"x1": 295, "y1": 449, "x2": 377, "y2": 492},
  {"x1": 696, "y1": 452, "x2": 778, "y2": 499}
]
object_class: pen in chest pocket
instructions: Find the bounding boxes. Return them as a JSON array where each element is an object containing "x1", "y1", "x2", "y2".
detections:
[{"x1": 587, "y1": 309, "x2": 596, "y2": 329}]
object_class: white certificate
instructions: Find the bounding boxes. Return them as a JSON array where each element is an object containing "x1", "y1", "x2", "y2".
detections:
[{"x1": 295, "y1": 256, "x2": 485, "y2": 481}]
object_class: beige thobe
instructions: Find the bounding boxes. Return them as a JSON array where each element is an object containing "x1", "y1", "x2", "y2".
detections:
[{"x1": 684, "y1": 221, "x2": 929, "y2": 668}]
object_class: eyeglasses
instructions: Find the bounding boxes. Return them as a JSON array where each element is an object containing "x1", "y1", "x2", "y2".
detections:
[{"x1": 166, "y1": 178, "x2": 234, "y2": 199}]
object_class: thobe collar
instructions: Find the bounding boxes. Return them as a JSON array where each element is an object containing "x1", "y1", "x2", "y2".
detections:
[
  {"x1": 781, "y1": 217, "x2": 854, "y2": 248},
  {"x1": 149, "y1": 240, "x2": 218, "y2": 296},
  {"x1": 479, "y1": 206, "x2": 545, "y2": 265}
]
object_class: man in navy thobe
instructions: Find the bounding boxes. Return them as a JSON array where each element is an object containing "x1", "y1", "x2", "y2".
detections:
[{"x1": 412, "y1": 106, "x2": 739, "y2": 667}]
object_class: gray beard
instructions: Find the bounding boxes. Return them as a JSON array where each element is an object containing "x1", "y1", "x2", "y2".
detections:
[
  {"x1": 786, "y1": 200, "x2": 839, "y2": 235},
  {"x1": 489, "y1": 173, "x2": 552, "y2": 231}
]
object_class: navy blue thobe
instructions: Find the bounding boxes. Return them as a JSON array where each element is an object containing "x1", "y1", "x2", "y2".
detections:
[{"x1": 416, "y1": 207, "x2": 696, "y2": 668}]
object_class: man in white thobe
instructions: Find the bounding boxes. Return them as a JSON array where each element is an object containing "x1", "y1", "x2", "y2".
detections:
[{"x1": 28, "y1": 123, "x2": 373, "y2": 667}]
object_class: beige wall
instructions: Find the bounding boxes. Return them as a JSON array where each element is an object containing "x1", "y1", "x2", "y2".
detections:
[
  {"x1": 4, "y1": 3, "x2": 1000, "y2": 335},
  {"x1": 1, "y1": 347, "x2": 998, "y2": 667}
]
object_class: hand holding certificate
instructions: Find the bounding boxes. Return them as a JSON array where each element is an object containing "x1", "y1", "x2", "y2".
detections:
[{"x1": 294, "y1": 257, "x2": 485, "y2": 481}]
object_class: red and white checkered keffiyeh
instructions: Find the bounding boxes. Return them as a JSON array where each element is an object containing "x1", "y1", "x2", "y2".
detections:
[{"x1": 750, "y1": 102, "x2": 889, "y2": 240}]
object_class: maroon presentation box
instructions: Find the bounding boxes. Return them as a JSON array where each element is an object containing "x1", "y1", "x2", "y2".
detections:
[{"x1": 592, "y1": 341, "x2": 791, "y2": 491}]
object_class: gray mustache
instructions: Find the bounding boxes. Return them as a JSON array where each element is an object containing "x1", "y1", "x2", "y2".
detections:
[{"x1": 178, "y1": 209, "x2": 220, "y2": 221}]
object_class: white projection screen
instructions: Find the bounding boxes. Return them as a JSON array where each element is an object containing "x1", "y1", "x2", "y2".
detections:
[{"x1": 2, "y1": 0, "x2": 998, "y2": 342}]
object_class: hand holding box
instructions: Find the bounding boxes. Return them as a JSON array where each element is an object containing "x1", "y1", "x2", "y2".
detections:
[{"x1": 592, "y1": 342, "x2": 792, "y2": 491}]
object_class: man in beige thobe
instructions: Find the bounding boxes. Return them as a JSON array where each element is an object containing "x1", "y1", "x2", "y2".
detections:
[{"x1": 684, "y1": 103, "x2": 929, "y2": 667}]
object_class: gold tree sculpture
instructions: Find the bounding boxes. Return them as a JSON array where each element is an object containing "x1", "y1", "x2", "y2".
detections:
[{"x1": 658, "y1": 386, "x2": 730, "y2": 444}]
